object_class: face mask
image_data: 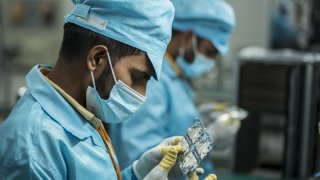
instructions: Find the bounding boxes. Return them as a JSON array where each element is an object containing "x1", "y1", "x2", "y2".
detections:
[
  {"x1": 86, "y1": 52, "x2": 147, "y2": 124},
  {"x1": 176, "y1": 35, "x2": 216, "y2": 78}
]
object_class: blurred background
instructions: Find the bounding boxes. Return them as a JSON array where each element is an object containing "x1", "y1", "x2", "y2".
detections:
[{"x1": 0, "y1": 0, "x2": 319, "y2": 179}]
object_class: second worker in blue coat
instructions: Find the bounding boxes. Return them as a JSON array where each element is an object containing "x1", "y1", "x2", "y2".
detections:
[{"x1": 110, "y1": 0, "x2": 236, "y2": 178}]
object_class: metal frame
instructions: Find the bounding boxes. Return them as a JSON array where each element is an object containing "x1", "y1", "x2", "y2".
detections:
[
  {"x1": 284, "y1": 65, "x2": 301, "y2": 177},
  {"x1": 0, "y1": 1, "x2": 4, "y2": 114},
  {"x1": 232, "y1": 47, "x2": 320, "y2": 179}
]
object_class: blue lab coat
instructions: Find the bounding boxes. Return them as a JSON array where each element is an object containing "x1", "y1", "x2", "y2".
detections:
[{"x1": 0, "y1": 65, "x2": 135, "y2": 180}]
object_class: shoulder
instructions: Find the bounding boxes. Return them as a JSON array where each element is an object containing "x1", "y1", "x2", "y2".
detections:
[
  {"x1": 0, "y1": 92, "x2": 65, "y2": 142},
  {"x1": 0, "y1": 93, "x2": 65, "y2": 179}
]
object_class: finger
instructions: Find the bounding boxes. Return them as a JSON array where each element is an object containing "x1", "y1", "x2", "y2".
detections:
[
  {"x1": 160, "y1": 145, "x2": 184, "y2": 156},
  {"x1": 175, "y1": 145, "x2": 184, "y2": 152},
  {"x1": 204, "y1": 174, "x2": 217, "y2": 180},
  {"x1": 160, "y1": 146, "x2": 171, "y2": 156},
  {"x1": 159, "y1": 146, "x2": 182, "y2": 172},
  {"x1": 195, "y1": 167, "x2": 204, "y2": 175},
  {"x1": 234, "y1": 120, "x2": 241, "y2": 127},
  {"x1": 162, "y1": 136, "x2": 183, "y2": 146},
  {"x1": 188, "y1": 172, "x2": 199, "y2": 180},
  {"x1": 172, "y1": 136, "x2": 183, "y2": 145}
]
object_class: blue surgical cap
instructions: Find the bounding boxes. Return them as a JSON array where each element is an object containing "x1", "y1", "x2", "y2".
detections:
[
  {"x1": 65, "y1": 0, "x2": 175, "y2": 80},
  {"x1": 172, "y1": 0, "x2": 236, "y2": 56}
]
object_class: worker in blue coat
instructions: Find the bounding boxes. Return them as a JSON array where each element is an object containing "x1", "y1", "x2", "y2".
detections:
[
  {"x1": 110, "y1": 0, "x2": 236, "y2": 177},
  {"x1": 270, "y1": 0, "x2": 299, "y2": 49},
  {"x1": 0, "y1": 0, "x2": 209, "y2": 179}
]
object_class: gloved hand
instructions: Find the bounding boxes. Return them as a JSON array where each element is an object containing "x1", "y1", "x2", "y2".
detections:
[
  {"x1": 133, "y1": 136, "x2": 184, "y2": 180},
  {"x1": 188, "y1": 172, "x2": 217, "y2": 180},
  {"x1": 143, "y1": 145, "x2": 183, "y2": 180}
]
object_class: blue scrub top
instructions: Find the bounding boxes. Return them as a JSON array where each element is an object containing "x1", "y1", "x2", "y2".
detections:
[
  {"x1": 0, "y1": 65, "x2": 135, "y2": 180},
  {"x1": 110, "y1": 59, "x2": 199, "y2": 169}
]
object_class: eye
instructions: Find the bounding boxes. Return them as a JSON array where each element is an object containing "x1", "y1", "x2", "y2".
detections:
[
  {"x1": 206, "y1": 48, "x2": 219, "y2": 58},
  {"x1": 132, "y1": 71, "x2": 150, "y2": 83}
]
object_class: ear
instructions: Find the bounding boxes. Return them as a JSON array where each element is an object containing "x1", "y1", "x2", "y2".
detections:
[{"x1": 86, "y1": 45, "x2": 109, "y2": 72}]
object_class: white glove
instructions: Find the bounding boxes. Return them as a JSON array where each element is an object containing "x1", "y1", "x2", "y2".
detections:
[
  {"x1": 188, "y1": 172, "x2": 217, "y2": 180},
  {"x1": 142, "y1": 145, "x2": 183, "y2": 180},
  {"x1": 133, "y1": 136, "x2": 184, "y2": 180}
]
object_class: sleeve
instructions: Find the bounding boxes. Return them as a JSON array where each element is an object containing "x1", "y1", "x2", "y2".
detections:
[
  {"x1": 0, "y1": 106, "x2": 63, "y2": 180},
  {"x1": 0, "y1": 155, "x2": 31, "y2": 179},
  {"x1": 121, "y1": 166, "x2": 138, "y2": 180},
  {"x1": 0, "y1": 154, "x2": 61, "y2": 180},
  {"x1": 29, "y1": 121, "x2": 66, "y2": 180},
  {"x1": 112, "y1": 78, "x2": 170, "y2": 168}
]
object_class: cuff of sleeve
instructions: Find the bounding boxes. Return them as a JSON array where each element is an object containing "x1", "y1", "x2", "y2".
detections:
[
  {"x1": 131, "y1": 165, "x2": 139, "y2": 180},
  {"x1": 120, "y1": 165, "x2": 137, "y2": 180},
  {"x1": 132, "y1": 160, "x2": 142, "y2": 180}
]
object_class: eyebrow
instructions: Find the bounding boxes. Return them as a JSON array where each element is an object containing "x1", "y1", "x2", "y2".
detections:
[{"x1": 131, "y1": 67, "x2": 152, "y2": 78}]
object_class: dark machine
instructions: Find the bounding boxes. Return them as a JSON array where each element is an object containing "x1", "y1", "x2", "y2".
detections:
[{"x1": 232, "y1": 47, "x2": 320, "y2": 179}]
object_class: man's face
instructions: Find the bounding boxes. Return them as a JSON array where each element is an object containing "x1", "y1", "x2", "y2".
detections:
[
  {"x1": 183, "y1": 36, "x2": 219, "y2": 63},
  {"x1": 95, "y1": 53, "x2": 153, "y2": 100}
]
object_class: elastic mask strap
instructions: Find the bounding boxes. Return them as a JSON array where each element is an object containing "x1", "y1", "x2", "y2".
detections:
[
  {"x1": 90, "y1": 71, "x2": 96, "y2": 90},
  {"x1": 192, "y1": 35, "x2": 199, "y2": 54},
  {"x1": 179, "y1": 46, "x2": 185, "y2": 58},
  {"x1": 107, "y1": 51, "x2": 117, "y2": 84}
]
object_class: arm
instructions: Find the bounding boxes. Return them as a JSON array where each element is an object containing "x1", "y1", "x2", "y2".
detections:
[
  {"x1": 0, "y1": 156, "x2": 61, "y2": 180},
  {"x1": 0, "y1": 106, "x2": 64, "y2": 180}
]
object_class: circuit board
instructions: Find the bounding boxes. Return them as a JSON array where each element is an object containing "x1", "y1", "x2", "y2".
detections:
[{"x1": 178, "y1": 118, "x2": 214, "y2": 176}]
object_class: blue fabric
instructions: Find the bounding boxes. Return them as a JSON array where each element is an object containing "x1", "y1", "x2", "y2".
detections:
[
  {"x1": 110, "y1": 59, "x2": 214, "y2": 176},
  {"x1": 65, "y1": 0, "x2": 175, "y2": 80},
  {"x1": 172, "y1": 0, "x2": 235, "y2": 56},
  {"x1": 0, "y1": 65, "x2": 136, "y2": 180}
]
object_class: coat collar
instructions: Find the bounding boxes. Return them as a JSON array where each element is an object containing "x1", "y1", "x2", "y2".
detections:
[{"x1": 25, "y1": 65, "x2": 97, "y2": 141}]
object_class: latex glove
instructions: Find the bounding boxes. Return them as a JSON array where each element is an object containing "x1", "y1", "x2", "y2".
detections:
[
  {"x1": 133, "y1": 136, "x2": 184, "y2": 180},
  {"x1": 188, "y1": 172, "x2": 217, "y2": 180},
  {"x1": 143, "y1": 145, "x2": 183, "y2": 180}
]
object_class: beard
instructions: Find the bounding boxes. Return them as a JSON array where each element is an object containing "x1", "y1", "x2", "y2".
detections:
[{"x1": 94, "y1": 65, "x2": 114, "y2": 100}]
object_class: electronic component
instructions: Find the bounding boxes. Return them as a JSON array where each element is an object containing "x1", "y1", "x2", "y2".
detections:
[{"x1": 178, "y1": 118, "x2": 214, "y2": 176}]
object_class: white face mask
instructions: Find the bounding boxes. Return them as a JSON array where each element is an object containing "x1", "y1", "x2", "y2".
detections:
[
  {"x1": 86, "y1": 52, "x2": 147, "y2": 124},
  {"x1": 177, "y1": 35, "x2": 216, "y2": 79}
]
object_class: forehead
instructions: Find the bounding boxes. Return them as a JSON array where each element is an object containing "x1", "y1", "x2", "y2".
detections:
[{"x1": 115, "y1": 54, "x2": 153, "y2": 74}]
